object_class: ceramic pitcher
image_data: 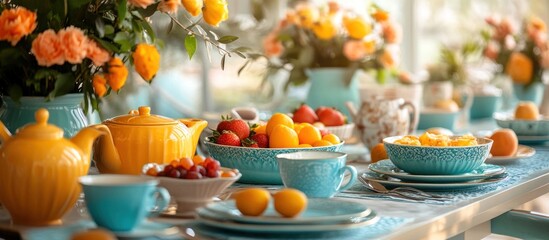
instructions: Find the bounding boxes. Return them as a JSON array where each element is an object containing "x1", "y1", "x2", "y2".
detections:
[{"x1": 347, "y1": 98, "x2": 418, "y2": 150}]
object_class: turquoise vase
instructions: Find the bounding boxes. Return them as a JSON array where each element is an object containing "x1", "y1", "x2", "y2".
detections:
[
  {"x1": 513, "y1": 82, "x2": 545, "y2": 106},
  {"x1": 0, "y1": 94, "x2": 88, "y2": 137},
  {"x1": 305, "y1": 68, "x2": 360, "y2": 119}
]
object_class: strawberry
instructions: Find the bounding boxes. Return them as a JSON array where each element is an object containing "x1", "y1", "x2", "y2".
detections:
[
  {"x1": 318, "y1": 107, "x2": 345, "y2": 126},
  {"x1": 251, "y1": 133, "x2": 269, "y2": 148},
  {"x1": 216, "y1": 115, "x2": 233, "y2": 133},
  {"x1": 216, "y1": 131, "x2": 241, "y2": 146},
  {"x1": 292, "y1": 103, "x2": 318, "y2": 124},
  {"x1": 315, "y1": 106, "x2": 329, "y2": 117},
  {"x1": 225, "y1": 119, "x2": 250, "y2": 140}
]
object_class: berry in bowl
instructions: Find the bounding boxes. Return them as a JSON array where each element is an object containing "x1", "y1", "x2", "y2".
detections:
[
  {"x1": 143, "y1": 155, "x2": 241, "y2": 214},
  {"x1": 205, "y1": 112, "x2": 345, "y2": 184},
  {"x1": 383, "y1": 132, "x2": 493, "y2": 175}
]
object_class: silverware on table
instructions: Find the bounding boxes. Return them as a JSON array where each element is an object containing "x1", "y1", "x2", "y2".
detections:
[{"x1": 357, "y1": 175, "x2": 451, "y2": 201}]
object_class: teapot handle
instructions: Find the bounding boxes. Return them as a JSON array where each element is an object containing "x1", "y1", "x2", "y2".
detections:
[{"x1": 400, "y1": 101, "x2": 418, "y2": 134}]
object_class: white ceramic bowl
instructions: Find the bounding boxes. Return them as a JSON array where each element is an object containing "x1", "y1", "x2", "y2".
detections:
[
  {"x1": 142, "y1": 163, "x2": 241, "y2": 213},
  {"x1": 324, "y1": 123, "x2": 355, "y2": 141}
]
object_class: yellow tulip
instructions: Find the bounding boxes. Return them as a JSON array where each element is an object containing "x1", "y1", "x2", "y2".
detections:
[
  {"x1": 107, "y1": 57, "x2": 128, "y2": 91},
  {"x1": 132, "y1": 43, "x2": 160, "y2": 82},
  {"x1": 182, "y1": 0, "x2": 203, "y2": 16},
  {"x1": 312, "y1": 18, "x2": 337, "y2": 40},
  {"x1": 506, "y1": 52, "x2": 534, "y2": 84},
  {"x1": 343, "y1": 15, "x2": 371, "y2": 39},
  {"x1": 295, "y1": 3, "x2": 318, "y2": 29},
  {"x1": 203, "y1": 0, "x2": 228, "y2": 27}
]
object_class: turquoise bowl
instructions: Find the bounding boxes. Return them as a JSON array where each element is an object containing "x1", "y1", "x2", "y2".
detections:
[
  {"x1": 493, "y1": 111, "x2": 549, "y2": 136},
  {"x1": 417, "y1": 110, "x2": 459, "y2": 131},
  {"x1": 383, "y1": 136, "x2": 493, "y2": 175},
  {"x1": 204, "y1": 141, "x2": 344, "y2": 184}
]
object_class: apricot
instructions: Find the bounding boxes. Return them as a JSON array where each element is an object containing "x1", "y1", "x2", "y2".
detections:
[
  {"x1": 489, "y1": 129, "x2": 518, "y2": 157},
  {"x1": 273, "y1": 188, "x2": 308, "y2": 218},
  {"x1": 234, "y1": 188, "x2": 271, "y2": 216},
  {"x1": 71, "y1": 228, "x2": 116, "y2": 240},
  {"x1": 370, "y1": 143, "x2": 388, "y2": 163},
  {"x1": 514, "y1": 101, "x2": 539, "y2": 120}
]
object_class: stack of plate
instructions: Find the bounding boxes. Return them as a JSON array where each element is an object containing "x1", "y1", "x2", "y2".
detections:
[
  {"x1": 195, "y1": 198, "x2": 379, "y2": 233},
  {"x1": 362, "y1": 160, "x2": 508, "y2": 191}
]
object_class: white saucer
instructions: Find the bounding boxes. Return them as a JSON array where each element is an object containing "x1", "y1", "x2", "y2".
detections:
[
  {"x1": 113, "y1": 221, "x2": 180, "y2": 238},
  {"x1": 486, "y1": 145, "x2": 536, "y2": 163}
]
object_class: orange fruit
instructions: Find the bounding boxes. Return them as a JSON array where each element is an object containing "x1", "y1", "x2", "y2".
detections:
[
  {"x1": 370, "y1": 143, "x2": 388, "y2": 163},
  {"x1": 514, "y1": 101, "x2": 539, "y2": 120},
  {"x1": 234, "y1": 188, "x2": 271, "y2": 216},
  {"x1": 489, "y1": 129, "x2": 518, "y2": 157},
  {"x1": 266, "y1": 113, "x2": 294, "y2": 136},
  {"x1": 253, "y1": 124, "x2": 267, "y2": 135},
  {"x1": 71, "y1": 228, "x2": 116, "y2": 240},
  {"x1": 273, "y1": 188, "x2": 308, "y2": 218},
  {"x1": 298, "y1": 125, "x2": 322, "y2": 145},
  {"x1": 312, "y1": 140, "x2": 333, "y2": 147},
  {"x1": 434, "y1": 99, "x2": 459, "y2": 112},
  {"x1": 298, "y1": 143, "x2": 312, "y2": 148},
  {"x1": 192, "y1": 155, "x2": 205, "y2": 165},
  {"x1": 322, "y1": 133, "x2": 341, "y2": 145},
  {"x1": 179, "y1": 157, "x2": 194, "y2": 170},
  {"x1": 221, "y1": 170, "x2": 237, "y2": 178},
  {"x1": 269, "y1": 124, "x2": 299, "y2": 148}
]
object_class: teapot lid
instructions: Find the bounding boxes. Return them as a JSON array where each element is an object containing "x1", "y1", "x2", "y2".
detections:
[
  {"x1": 17, "y1": 108, "x2": 64, "y2": 139},
  {"x1": 105, "y1": 106, "x2": 177, "y2": 126}
]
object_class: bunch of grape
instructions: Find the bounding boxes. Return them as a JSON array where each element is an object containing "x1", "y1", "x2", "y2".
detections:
[{"x1": 146, "y1": 155, "x2": 238, "y2": 179}]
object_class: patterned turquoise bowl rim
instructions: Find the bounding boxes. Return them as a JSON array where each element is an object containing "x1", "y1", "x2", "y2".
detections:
[
  {"x1": 383, "y1": 136, "x2": 493, "y2": 175},
  {"x1": 493, "y1": 111, "x2": 549, "y2": 136},
  {"x1": 204, "y1": 140, "x2": 344, "y2": 184}
]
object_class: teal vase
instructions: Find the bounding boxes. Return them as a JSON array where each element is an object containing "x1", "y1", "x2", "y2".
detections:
[
  {"x1": 513, "y1": 82, "x2": 545, "y2": 106},
  {"x1": 0, "y1": 94, "x2": 88, "y2": 138},
  {"x1": 305, "y1": 68, "x2": 360, "y2": 119}
]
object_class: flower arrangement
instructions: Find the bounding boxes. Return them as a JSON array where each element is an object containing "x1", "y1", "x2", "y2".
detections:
[
  {"x1": 482, "y1": 15, "x2": 549, "y2": 87},
  {"x1": 243, "y1": 1, "x2": 402, "y2": 89},
  {"x1": 0, "y1": 0, "x2": 239, "y2": 112}
]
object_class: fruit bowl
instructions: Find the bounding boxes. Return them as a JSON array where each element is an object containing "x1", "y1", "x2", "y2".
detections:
[
  {"x1": 324, "y1": 123, "x2": 355, "y2": 141},
  {"x1": 204, "y1": 141, "x2": 344, "y2": 184},
  {"x1": 493, "y1": 111, "x2": 549, "y2": 136},
  {"x1": 142, "y1": 163, "x2": 241, "y2": 214},
  {"x1": 383, "y1": 136, "x2": 493, "y2": 175}
]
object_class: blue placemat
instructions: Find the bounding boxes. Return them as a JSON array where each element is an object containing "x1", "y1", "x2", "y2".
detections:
[
  {"x1": 185, "y1": 216, "x2": 412, "y2": 240},
  {"x1": 345, "y1": 146, "x2": 549, "y2": 204}
]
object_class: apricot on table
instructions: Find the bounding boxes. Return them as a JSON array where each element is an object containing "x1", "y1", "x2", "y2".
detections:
[
  {"x1": 514, "y1": 101, "x2": 539, "y2": 120},
  {"x1": 489, "y1": 128, "x2": 518, "y2": 157}
]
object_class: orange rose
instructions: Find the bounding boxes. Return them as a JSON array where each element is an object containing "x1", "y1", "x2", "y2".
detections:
[
  {"x1": 372, "y1": 9, "x2": 389, "y2": 22},
  {"x1": 483, "y1": 41, "x2": 499, "y2": 61},
  {"x1": 505, "y1": 52, "x2": 533, "y2": 84},
  {"x1": 527, "y1": 16, "x2": 547, "y2": 38},
  {"x1": 263, "y1": 33, "x2": 283, "y2": 57},
  {"x1": 158, "y1": 0, "x2": 180, "y2": 14},
  {"x1": 182, "y1": 0, "x2": 203, "y2": 16},
  {"x1": 58, "y1": 26, "x2": 89, "y2": 64},
  {"x1": 343, "y1": 15, "x2": 370, "y2": 40},
  {"x1": 379, "y1": 47, "x2": 399, "y2": 68},
  {"x1": 92, "y1": 74, "x2": 108, "y2": 98},
  {"x1": 107, "y1": 57, "x2": 128, "y2": 91},
  {"x1": 31, "y1": 29, "x2": 65, "y2": 67},
  {"x1": 327, "y1": 1, "x2": 339, "y2": 15},
  {"x1": 0, "y1": 7, "x2": 37, "y2": 46},
  {"x1": 541, "y1": 48, "x2": 549, "y2": 69},
  {"x1": 295, "y1": 3, "x2": 318, "y2": 29},
  {"x1": 87, "y1": 40, "x2": 111, "y2": 67},
  {"x1": 312, "y1": 17, "x2": 337, "y2": 40},
  {"x1": 128, "y1": 0, "x2": 155, "y2": 8},
  {"x1": 382, "y1": 21, "x2": 402, "y2": 44},
  {"x1": 494, "y1": 17, "x2": 515, "y2": 40},
  {"x1": 203, "y1": 0, "x2": 229, "y2": 27},
  {"x1": 343, "y1": 40, "x2": 367, "y2": 61},
  {"x1": 132, "y1": 44, "x2": 160, "y2": 82}
]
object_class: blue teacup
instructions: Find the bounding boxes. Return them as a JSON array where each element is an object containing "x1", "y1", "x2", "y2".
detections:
[
  {"x1": 79, "y1": 174, "x2": 170, "y2": 232},
  {"x1": 276, "y1": 151, "x2": 357, "y2": 198}
]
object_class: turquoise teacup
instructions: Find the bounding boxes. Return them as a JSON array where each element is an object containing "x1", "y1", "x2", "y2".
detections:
[
  {"x1": 276, "y1": 151, "x2": 357, "y2": 198},
  {"x1": 79, "y1": 174, "x2": 170, "y2": 232}
]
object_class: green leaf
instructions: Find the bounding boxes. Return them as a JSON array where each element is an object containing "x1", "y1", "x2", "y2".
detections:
[
  {"x1": 237, "y1": 60, "x2": 249, "y2": 76},
  {"x1": 104, "y1": 25, "x2": 115, "y2": 35},
  {"x1": 140, "y1": 21, "x2": 156, "y2": 42},
  {"x1": 184, "y1": 35, "x2": 197, "y2": 60},
  {"x1": 221, "y1": 54, "x2": 226, "y2": 70},
  {"x1": 233, "y1": 50, "x2": 246, "y2": 59},
  {"x1": 117, "y1": 0, "x2": 128, "y2": 27},
  {"x1": 48, "y1": 73, "x2": 75, "y2": 99},
  {"x1": 137, "y1": 2, "x2": 160, "y2": 18},
  {"x1": 218, "y1": 36, "x2": 239, "y2": 44},
  {"x1": 92, "y1": 37, "x2": 120, "y2": 53}
]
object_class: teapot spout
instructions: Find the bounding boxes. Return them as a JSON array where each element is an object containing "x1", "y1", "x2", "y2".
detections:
[
  {"x1": 0, "y1": 121, "x2": 12, "y2": 144},
  {"x1": 179, "y1": 119, "x2": 208, "y2": 156},
  {"x1": 73, "y1": 124, "x2": 121, "y2": 173},
  {"x1": 345, "y1": 101, "x2": 359, "y2": 124}
]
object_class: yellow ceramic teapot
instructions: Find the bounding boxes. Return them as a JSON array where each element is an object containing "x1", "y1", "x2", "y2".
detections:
[
  {"x1": 92, "y1": 106, "x2": 208, "y2": 174},
  {"x1": 0, "y1": 108, "x2": 116, "y2": 226}
]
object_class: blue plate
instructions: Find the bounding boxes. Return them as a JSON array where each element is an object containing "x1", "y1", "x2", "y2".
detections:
[
  {"x1": 369, "y1": 160, "x2": 506, "y2": 183},
  {"x1": 361, "y1": 171, "x2": 508, "y2": 191},
  {"x1": 517, "y1": 135, "x2": 549, "y2": 145},
  {"x1": 113, "y1": 221, "x2": 179, "y2": 239},
  {"x1": 195, "y1": 207, "x2": 379, "y2": 233},
  {"x1": 204, "y1": 199, "x2": 372, "y2": 225}
]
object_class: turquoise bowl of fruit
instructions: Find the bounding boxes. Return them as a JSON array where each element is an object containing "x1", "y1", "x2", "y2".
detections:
[
  {"x1": 204, "y1": 141, "x2": 344, "y2": 184},
  {"x1": 142, "y1": 157, "x2": 241, "y2": 214}
]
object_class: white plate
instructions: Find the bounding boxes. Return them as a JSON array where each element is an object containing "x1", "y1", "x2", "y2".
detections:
[
  {"x1": 113, "y1": 221, "x2": 180, "y2": 238},
  {"x1": 204, "y1": 199, "x2": 372, "y2": 225},
  {"x1": 486, "y1": 145, "x2": 536, "y2": 162},
  {"x1": 369, "y1": 160, "x2": 506, "y2": 183},
  {"x1": 361, "y1": 171, "x2": 508, "y2": 191},
  {"x1": 195, "y1": 207, "x2": 379, "y2": 233}
]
